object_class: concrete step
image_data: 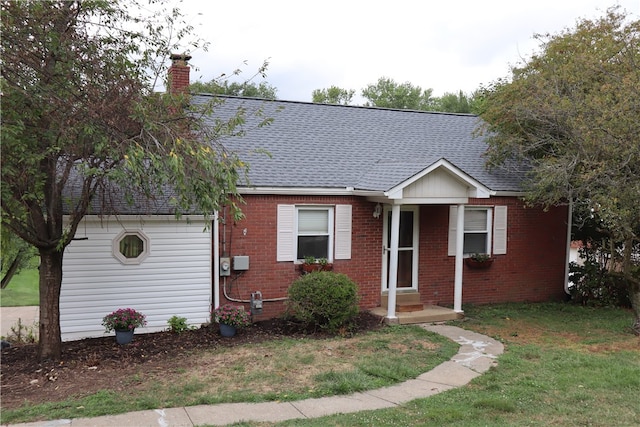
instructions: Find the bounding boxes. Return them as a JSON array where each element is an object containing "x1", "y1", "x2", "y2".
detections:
[
  {"x1": 370, "y1": 306, "x2": 463, "y2": 325},
  {"x1": 381, "y1": 292, "x2": 421, "y2": 308},
  {"x1": 396, "y1": 302, "x2": 425, "y2": 312}
]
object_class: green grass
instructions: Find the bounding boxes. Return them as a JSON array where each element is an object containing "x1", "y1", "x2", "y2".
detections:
[
  {"x1": 0, "y1": 267, "x2": 39, "y2": 306},
  {"x1": 0, "y1": 325, "x2": 458, "y2": 424},
  {"x1": 3, "y1": 303, "x2": 638, "y2": 426},
  {"x1": 255, "y1": 303, "x2": 640, "y2": 427}
]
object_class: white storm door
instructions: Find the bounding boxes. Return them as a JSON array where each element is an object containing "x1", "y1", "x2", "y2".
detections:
[{"x1": 382, "y1": 206, "x2": 419, "y2": 291}]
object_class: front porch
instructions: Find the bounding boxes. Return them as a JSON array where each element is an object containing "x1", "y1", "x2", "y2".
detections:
[{"x1": 370, "y1": 292, "x2": 464, "y2": 325}]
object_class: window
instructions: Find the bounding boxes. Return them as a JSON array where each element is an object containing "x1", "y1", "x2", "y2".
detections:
[
  {"x1": 277, "y1": 204, "x2": 352, "y2": 262},
  {"x1": 448, "y1": 206, "x2": 507, "y2": 256},
  {"x1": 113, "y1": 230, "x2": 149, "y2": 264},
  {"x1": 297, "y1": 208, "x2": 331, "y2": 259},
  {"x1": 463, "y1": 209, "x2": 491, "y2": 255}
]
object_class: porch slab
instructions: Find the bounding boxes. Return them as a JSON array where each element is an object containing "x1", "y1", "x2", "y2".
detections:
[{"x1": 370, "y1": 305, "x2": 463, "y2": 324}]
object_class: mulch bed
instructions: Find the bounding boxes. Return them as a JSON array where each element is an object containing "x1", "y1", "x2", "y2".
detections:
[{"x1": 1, "y1": 312, "x2": 384, "y2": 410}]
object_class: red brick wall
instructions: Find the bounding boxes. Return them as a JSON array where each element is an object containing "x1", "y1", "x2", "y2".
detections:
[
  {"x1": 418, "y1": 198, "x2": 569, "y2": 306},
  {"x1": 216, "y1": 195, "x2": 568, "y2": 318},
  {"x1": 217, "y1": 195, "x2": 383, "y2": 320}
]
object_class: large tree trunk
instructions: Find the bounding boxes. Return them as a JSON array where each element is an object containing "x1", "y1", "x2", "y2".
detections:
[{"x1": 38, "y1": 249, "x2": 64, "y2": 360}]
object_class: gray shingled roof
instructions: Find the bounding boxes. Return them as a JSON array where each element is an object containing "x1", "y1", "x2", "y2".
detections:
[{"x1": 195, "y1": 95, "x2": 524, "y2": 193}]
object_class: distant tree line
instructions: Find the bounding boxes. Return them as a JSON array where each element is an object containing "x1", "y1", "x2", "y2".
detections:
[{"x1": 191, "y1": 76, "x2": 481, "y2": 114}]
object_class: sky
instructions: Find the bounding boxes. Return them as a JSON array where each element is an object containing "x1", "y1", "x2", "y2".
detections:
[{"x1": 176, "y1": 0, "x2": 639, "y2": 103}]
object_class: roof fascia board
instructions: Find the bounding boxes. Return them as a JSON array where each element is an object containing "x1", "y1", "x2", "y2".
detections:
[{"x1": 239, "y1": 187, "x2": 356, "y2": 196}]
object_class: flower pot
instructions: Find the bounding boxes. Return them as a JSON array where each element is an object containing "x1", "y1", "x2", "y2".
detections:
[
  {"x1": 301, "y1": 263, "x2": 333, "y2": 274},
  {"x1": 465, "y1": 258, "x2": 494, "y2": 269},
  {"x1": 115, "y1": 328, "x2": 135, "y2": 345},
  {"x1": 219, "y1": 323, "x2": 237, "y2": 337}
]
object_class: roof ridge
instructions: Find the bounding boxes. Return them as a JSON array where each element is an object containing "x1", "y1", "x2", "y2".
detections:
[{"x1": 190, "y1": 93, "x2": 477, "y2": 117}]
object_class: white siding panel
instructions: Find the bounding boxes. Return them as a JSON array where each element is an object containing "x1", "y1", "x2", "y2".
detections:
[
  {"x1": 405, "y1": 168, "x2": 469, "y2": 199},
  {"x1": 60, "y1": 216, "x2": 212, "y2": 341}
]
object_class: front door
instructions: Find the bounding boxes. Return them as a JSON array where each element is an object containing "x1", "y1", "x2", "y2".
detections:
[{"x1": 382, "y1": 206, "x2": 419, "y2": 291}]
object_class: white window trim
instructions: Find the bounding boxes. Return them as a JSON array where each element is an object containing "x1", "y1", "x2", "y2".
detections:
[
  {"x1": 464, "y1": 207, "x2": 492, "y2": 256},
  {"x1": 277, "y1": 204, "x2": 352, "y2": 262},
  {"x1": 448, "y1": 206, "x2": 506, "y2": 257},
  {"x1": 112, "y1": 230, "x2": 150, "y2": 265},
  {"x1": 295, "y1": 206, "x2": 334, "y2": 261}
]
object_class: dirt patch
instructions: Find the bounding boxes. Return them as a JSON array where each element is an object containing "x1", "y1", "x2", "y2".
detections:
[{"x1": 0, "y1": 312, "x2": 384, "y2": 410}]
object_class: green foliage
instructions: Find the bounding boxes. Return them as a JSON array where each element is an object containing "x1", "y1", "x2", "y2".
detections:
[
  {"x1": 190, "y1": 79, "x2": 277, "y2": 99},
  {"x1": 286, "y1": 271, "x2": 360, "y2": 333},
  {"x1": 3, "y1": 318, "x2": 38, "y2": 343},
  {"x1": 361, "y1": 77, "x2": 435, "y2": 110},
  {"x1": 312, "y1": 86, "x2": 356, "y2": 105},
  {"x1": 477, "y1": 7, "x2": 640, "y2": 326},
  {"x1": 1, "y1": 230, "x2": 38, "y2": 287},
  {"x1": 167, "y1": 315, "x2": 193, "y2": 333},
  {"x1": 430, "y1": 90, "x2": 472, "y2": 113},
  {"x1": 569, "y1": 259, "x2": 631, "y2": 308},
  {"x1": 1, "y1": 0, "x2": 269, "y2": 358}
]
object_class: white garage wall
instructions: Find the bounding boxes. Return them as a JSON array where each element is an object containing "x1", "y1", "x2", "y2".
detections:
[{"x1": 60, "y1": 215, "x2": 212, "y2": 341}]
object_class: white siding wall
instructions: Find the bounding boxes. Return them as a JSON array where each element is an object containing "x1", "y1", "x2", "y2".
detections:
[{"x1": 60, "y1": 216, "x2": 212, "y2": 341}]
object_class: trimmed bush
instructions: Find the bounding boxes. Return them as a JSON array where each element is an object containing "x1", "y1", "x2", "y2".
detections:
[{"x1": 286, "y1": 271, "x2": 360, "y2": 333}]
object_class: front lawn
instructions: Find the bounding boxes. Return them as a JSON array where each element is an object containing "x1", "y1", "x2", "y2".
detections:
[{"x1": 268, "y1": 303, "x2": 640, "y2": 427}]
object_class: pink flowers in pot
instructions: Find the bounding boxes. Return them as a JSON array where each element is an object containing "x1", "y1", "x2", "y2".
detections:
[
  {"x1": 102, "y1": 308, "x2": 147, "y2": 332},
  {"x1": 212, "y1": 304, "x2": 251, "y2": 328}
]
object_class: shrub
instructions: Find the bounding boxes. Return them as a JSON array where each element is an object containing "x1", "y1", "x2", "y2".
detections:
[
  {"x1": 569, "y1": 260, "x2": 631, "y2": 307},
  {"x1": 167, "y1": 315, "x2": 192, "y2": 333},
  {"x1": 286, "y1": 271, "x2": 360, "y2": 333}
]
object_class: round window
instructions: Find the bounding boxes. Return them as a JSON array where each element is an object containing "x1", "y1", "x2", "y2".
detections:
[{"x1": 113, "y1": 231, "x2": 149, "y2": 264}]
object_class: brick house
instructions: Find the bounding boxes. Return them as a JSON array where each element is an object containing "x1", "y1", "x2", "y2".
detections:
[{"x1": 59, "y1": 57, "x2": 570, "y2": 340}]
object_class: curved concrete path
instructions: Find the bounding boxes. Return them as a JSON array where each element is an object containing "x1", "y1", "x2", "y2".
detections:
[{"x1": 4, "y1": 324, "x2": 503, "y2": 427}]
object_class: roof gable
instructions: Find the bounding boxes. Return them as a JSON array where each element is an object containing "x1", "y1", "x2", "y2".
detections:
[{"x1": 385, "y1": 159, "x2": 491, "y2": 202}]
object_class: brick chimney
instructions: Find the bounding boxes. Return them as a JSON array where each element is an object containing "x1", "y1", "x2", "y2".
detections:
[{"x1": 168, "y1": 53, "x2": 192, "y2": 94}]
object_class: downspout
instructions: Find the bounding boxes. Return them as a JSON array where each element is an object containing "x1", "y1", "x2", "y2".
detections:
[
  {"x1": 213, "y1": 211, "x2": 220, "y2": 310},
  {"x1": 564, "y1": 199, "x2": 573, "y2": 295}
]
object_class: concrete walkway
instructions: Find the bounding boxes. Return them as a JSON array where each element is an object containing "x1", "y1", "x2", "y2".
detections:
[{"x1": 3, "y1": 323, "x2": 503, "y2": 427}]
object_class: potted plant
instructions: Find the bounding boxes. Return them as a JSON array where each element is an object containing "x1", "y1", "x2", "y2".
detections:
[
  {"x1": 212, "y1": 304, "x2": 252, "y2": 337},
  {"x1": 102, "y1": 308, "x2": 147, "y2": 344},
  {"x1": 301, "y1": 256, "x2": 333, "y2": 274},
  {"x1": 465, "y1": 253, "x2": 495, "y2": 269}
]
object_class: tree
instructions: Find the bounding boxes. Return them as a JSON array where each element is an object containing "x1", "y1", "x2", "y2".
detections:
[
  {"x1": 477, "y1": 7, "x2": 640, "y2": 333},
  {"x1": 1, "y1": 229, "x2": 38, "y2": 289},
  {"x1": 361, "y1": 77, "x2": 434, "y2": 110},
  {"x1": 312, "y1": 86, "x2": 355, "y2": 105},
  {"x1": 431, "y1": 90, "x2": 475, "y2": 114},
  {"x1": 1, "y1": 0, "x2": 264, "y2": 359},
  {"x1": 191, "y1": 79, "x2": 277, "y2": 99}
]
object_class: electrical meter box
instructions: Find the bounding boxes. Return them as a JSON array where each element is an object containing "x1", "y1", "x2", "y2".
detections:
[
  {"x1": 219, "y1": 257, "x2": 231, "y2": 276},
  {"x1": 233, "y1": 255, "x2": 249, "y2": 271}
]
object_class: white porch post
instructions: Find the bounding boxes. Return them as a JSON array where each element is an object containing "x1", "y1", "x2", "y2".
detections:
[
  {"x1": 386, "y1": 204, "x2": 401, "y2": 320},
  {"x1": 454, "y1": 204, "x2": 465, "y2": 313}
]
